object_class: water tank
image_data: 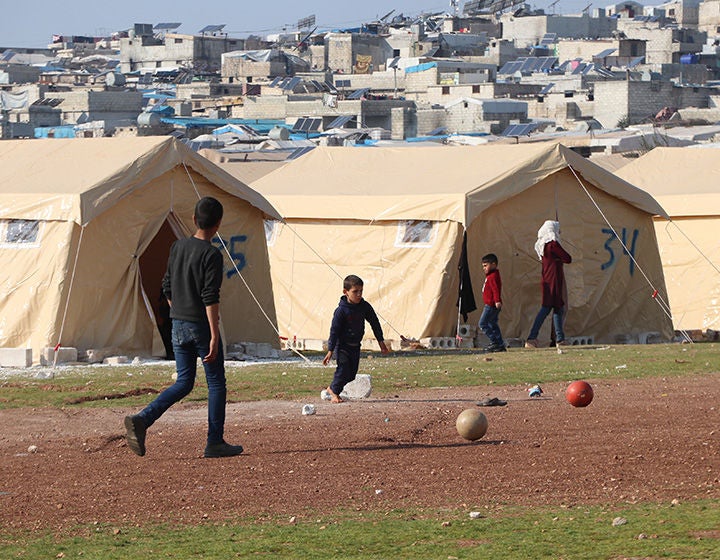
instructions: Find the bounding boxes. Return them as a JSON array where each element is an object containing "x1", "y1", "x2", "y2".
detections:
[
  {"x1": 137, "y1": 112, "x2": 161, "y2": 127},
  {"x1": 105, "y1": 72, "x2": 126, "y2": 87},
  {"x1": 680, "y1": 54, "x2": 699, "y2": 65},
  {"x1": 268, "y1": 126, "x2": 290, "y2": 140}
]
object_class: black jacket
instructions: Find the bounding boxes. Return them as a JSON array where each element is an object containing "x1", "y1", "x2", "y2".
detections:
[{"x1": 327, "y1": 296, "x2": 384, "y2": 351}]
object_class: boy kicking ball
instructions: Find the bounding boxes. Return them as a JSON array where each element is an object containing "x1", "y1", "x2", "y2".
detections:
[{"x1": 322, "y1": 275, "x2": 389, "y2": 403}]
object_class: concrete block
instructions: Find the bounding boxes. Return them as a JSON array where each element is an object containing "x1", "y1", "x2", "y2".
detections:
[
  {"x1": 103, "y1": 356, "x2": 129, "y2": 365},
  {"x1": 282, "y1": 338, "x2": 305, "y2": 351},
  {"x1": 254, "y1": 343, "x2": 273, "y2": 358},
  {"x1": 0, "y1": 348, "x2": 32, "y2": 367},
  {"x1": 458, "y1": 324, "x2": 476, "y2": 338},
  {"x1": 41, "y1": 346, "x2": 78, "y2": 366},
  {"x1": 340, "y1": 373, "x2": 372, "y2": 400},
  {"x1": 567, "y1": 335, "x2": 595, "y2": 346},
  {"x1": 458, "y1": 337, "x2": 474, "y2": 348},
  {"x1": 243, "y1": 342, "x2": 257, "y2": 355},
  {"x1": 85, "y1": 346, "x2": 121, "y2": 364}
]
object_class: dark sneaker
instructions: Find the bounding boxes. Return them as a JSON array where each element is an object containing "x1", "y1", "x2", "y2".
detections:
[
  {"x1": 204, "y1": 441, "x2": 244, "y2": 458},
  {"x1": 124, "y1": 415, "x2": 146, "y2": 457},
  {"x1": 490, "y1": 344, "x2": 507, "y2": 352}
]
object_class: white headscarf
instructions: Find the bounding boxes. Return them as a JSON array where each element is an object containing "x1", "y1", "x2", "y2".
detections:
[{"x1": 534, "y1": 220, "x2": 560, "y2": 260}]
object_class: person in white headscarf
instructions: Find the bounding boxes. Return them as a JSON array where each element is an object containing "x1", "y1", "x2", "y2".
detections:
[{"x1": 525, "y1": 221, "x2": 572, "y2": 348}]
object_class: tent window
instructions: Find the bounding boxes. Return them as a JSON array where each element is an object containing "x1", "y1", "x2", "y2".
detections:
[
  {"x1": 264, "y1": 219, "x2": 280, "y2": 246},
  {"x1": 2, "y1": 219, "x2": 41, "y2": 247},
  {"x1": 395, "y1": 220, "x2": 435, "y2": 248}
]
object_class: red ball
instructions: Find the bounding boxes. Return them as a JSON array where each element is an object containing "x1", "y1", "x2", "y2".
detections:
[{"x1": 566, "y1": 380, "x2": 594, "y2": 407}]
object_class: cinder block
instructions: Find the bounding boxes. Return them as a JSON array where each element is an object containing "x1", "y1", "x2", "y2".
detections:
[
  {"x1": 567, "y1": 336, "x2": 595, "y2": 346},
  {"x1": 457, "y1": 324, "x2": 476, "y2": 338},
  {"x1": 0, "y1": 348, "x2": 32, "y2": 367},
  {"x1": 41, "y1": 346, "x2": 78, "y2": 366}
]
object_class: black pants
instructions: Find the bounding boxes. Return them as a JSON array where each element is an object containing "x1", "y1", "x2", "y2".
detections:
[{"x1": 330, "y1": 344, "x2": 361, "y2": 396}]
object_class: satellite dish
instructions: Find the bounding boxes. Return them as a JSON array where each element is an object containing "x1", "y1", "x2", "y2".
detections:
[{"x1": 105, "y1": 73, "x2": 126, "y2": 87}]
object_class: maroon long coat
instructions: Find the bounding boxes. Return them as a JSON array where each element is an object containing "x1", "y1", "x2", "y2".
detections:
[{"x1": 540, "y1": 240, "x2": 572, "y2": 308}]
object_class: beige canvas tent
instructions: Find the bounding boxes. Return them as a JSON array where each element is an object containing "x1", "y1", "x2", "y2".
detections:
[
  {"x1": 615, "y1": 147, "x2": 720, "y2": 332},
  {"x1": 0, "y1": 137, "x2": 280, "y2": 363},
  {"x1": 253, "y1": 142, "x2": 673, "y2": 347}
]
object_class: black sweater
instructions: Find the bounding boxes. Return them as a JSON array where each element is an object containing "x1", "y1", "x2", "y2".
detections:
[
  {"x1": 162, "y1": 236, "x2": 223, "y2": 323},
  {"x1": 327, "y1": 296, "x2": 384, "y2": 351}
]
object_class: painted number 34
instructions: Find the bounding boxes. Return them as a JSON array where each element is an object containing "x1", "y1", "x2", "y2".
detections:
[{"x1": 601, "y1": 228, "x2": 638, "y2": 276}]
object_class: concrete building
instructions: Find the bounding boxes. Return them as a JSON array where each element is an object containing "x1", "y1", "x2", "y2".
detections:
[
  {"x1": 326, "y1": 33, "x2": 397, "y2": 74},
  {"x1": 500, "y1": 13, "x2": 617, "y2": 49},
  {"x1": 593, "y1": 79, "x2": 714, "y2": 127},
  {"x1": 43, "y1": 88, "x2": 143, "y2": 126},
  {"x1": 618, "y1": 19, "x2": 707, "y2": 64},
  {"x1": 0, "y1": 64, "x2": 41, "y2": 84},
  {"x1": 221, "y1": 49, "x2": 310, "y2": 82},
  {"x1": 119, "y1": 28, "x2": 244, "y2": 73},
  {"x1": 655, "y1": 0, "x2": 702, "y2": 28},
  {"x1": 404, "y1": 59, "x2": 497, "y2": 100},
  {"x1": 698, "y1": 0, "x2": 720, "y2": 35}
]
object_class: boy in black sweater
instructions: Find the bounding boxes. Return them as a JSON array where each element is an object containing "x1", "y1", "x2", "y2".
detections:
[
  {"x1": 124, "y1": 196, "x2": 243, "y2": 458},
  {"x1": 322, "y1": 275, "x2": 389, "y2": 403}
]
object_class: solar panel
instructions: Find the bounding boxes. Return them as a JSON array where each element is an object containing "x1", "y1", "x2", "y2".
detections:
[
  {"x1": 293, "y1": 117, "x2": 321, "y2": 132},
  {"x1": 501, "y1": 122, "x2": 537, "y2": 136},
  {"x1": 282, "y1": 76, "x2": 301, "y2": 90},
  {"x1": 287, "y1": 146, "x2": 315, "y2": 160},
  {"x1": 594, "y1": 48, "x2": 617, "y2": 58},
  {"x1": 198, "y1": 24, "x2": 225, "y2": 34},
  {"x1": 540, "y1": 33, "x2": 557, "y2": 45},
  {"x1": 335, "y1": 79, "x2": 351, "y2": 88},
  {"x1": 1, "y1": 50, "x2": 16, "y2": 62},
  {"x1": 427, "y1": 126, "x2": 447, "y2": 136},
  {"x1": 154, "y1": 22, "x2": 181, "y2": 31},
  {"x1": 499, "y1": 60, "x2": 523, "y2": 74},
  {"x1": 347, "y1": 87, "x2": 370, "y2": 99},
  {"x1": 539, "y1": 82, "x2": 555, "y2": 95},
  {"x1": 627, "y1": 56, "x2": 645, "y2": 69},
  {"x1": 139, "y1": 73, "x2": 153, "y2": 85},
  {"x1": 328, "y1": 115, "x2": 353, "y2": 129},
  {"x1": 324, "y1": 80, "x2": 338, "y2": 92},
  {"x1": 269, "y1": 77, "x2": 282, "y2": 87},
  {"x1": 539, "y1": 57, "x2": 557, "y2": 71}
]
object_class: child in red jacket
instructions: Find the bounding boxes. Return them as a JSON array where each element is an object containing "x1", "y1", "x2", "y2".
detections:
[{"x1": 478, "y1": 253, "x2": 506, "y2": 352}]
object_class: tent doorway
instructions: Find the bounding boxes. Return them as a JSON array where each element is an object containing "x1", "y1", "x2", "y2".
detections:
[{"x1": 139, "y1": 216, "x2": 185, "y2": 358}]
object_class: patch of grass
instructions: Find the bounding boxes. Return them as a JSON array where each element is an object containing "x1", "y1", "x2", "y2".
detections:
[
  {"x1": 2, "y1": 500, "x2": 718, "y2": 559},
  {"x1": 1, "y1": 343, "x2": 718, "y2": 410}
]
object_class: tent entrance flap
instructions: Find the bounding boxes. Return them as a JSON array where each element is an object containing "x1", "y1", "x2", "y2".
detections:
[{"x1": 139, "y1": 219, "x2": 179, "y2": 358}]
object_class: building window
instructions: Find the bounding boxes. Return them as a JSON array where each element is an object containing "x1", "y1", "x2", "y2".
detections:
[
  {"x1": 174, "y1": 38, "x2": 183, "y2": 44},
  {"x1": 442, "y1": 86, "x2": 450, "y2": 95},
  {"x1": 156, "y1": 61, "x2": 162, "y2": 68},
  {"x1": 393, "y1": 49, "x2": 400, "y2": 57},
  {"x1": 395, "y1": 220, "x2": 436, "y2": 248},
  {"x1": 472, "y1": 85, "x2": 480, "y2": 94},
  {"x1": 1, "y1": 220, "x2": 41, "y2": 247}
]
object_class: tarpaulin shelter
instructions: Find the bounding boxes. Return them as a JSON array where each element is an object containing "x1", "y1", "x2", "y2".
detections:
[
  {"x1": 252, "y1": 142, "x2": 672, "y2": 347},
  {"x1": 615, "y1": 147, "x2": 720, "y2": 332},
  {"x1": 0, "y1": 137, "x2": 280, "y2": 363}
]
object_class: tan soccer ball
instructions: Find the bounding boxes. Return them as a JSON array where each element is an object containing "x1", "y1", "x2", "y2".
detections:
[{"x1": 456, "y1": 409, "x2": 488, "y2": 441}]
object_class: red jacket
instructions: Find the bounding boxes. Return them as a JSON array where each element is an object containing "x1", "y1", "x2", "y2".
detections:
[
  {"x1": 482, "y1": 268, "x2": 502, "y2": 306},
  {"x1": 540, "y1": 240, "x2": 572, "y2": 308}
]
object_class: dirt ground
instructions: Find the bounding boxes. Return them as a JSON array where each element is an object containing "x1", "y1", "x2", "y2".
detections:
[{"x1": 1, "y1": 374, "x2": 718, "y2": 532}]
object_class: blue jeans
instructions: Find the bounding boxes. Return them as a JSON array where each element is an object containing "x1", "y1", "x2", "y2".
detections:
[
  {"x1": 330, "y1": 344, "x2": 361, "y2": 396},
  {"x1": 528, "y1": 306, "x2": 565, "y2": 342},
  {"x1": 478, "y1": 305, "x2": 504, "y2": 347},
  {"x1": 139, "y1": 319, "x2": 227, "y2": 444}
]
